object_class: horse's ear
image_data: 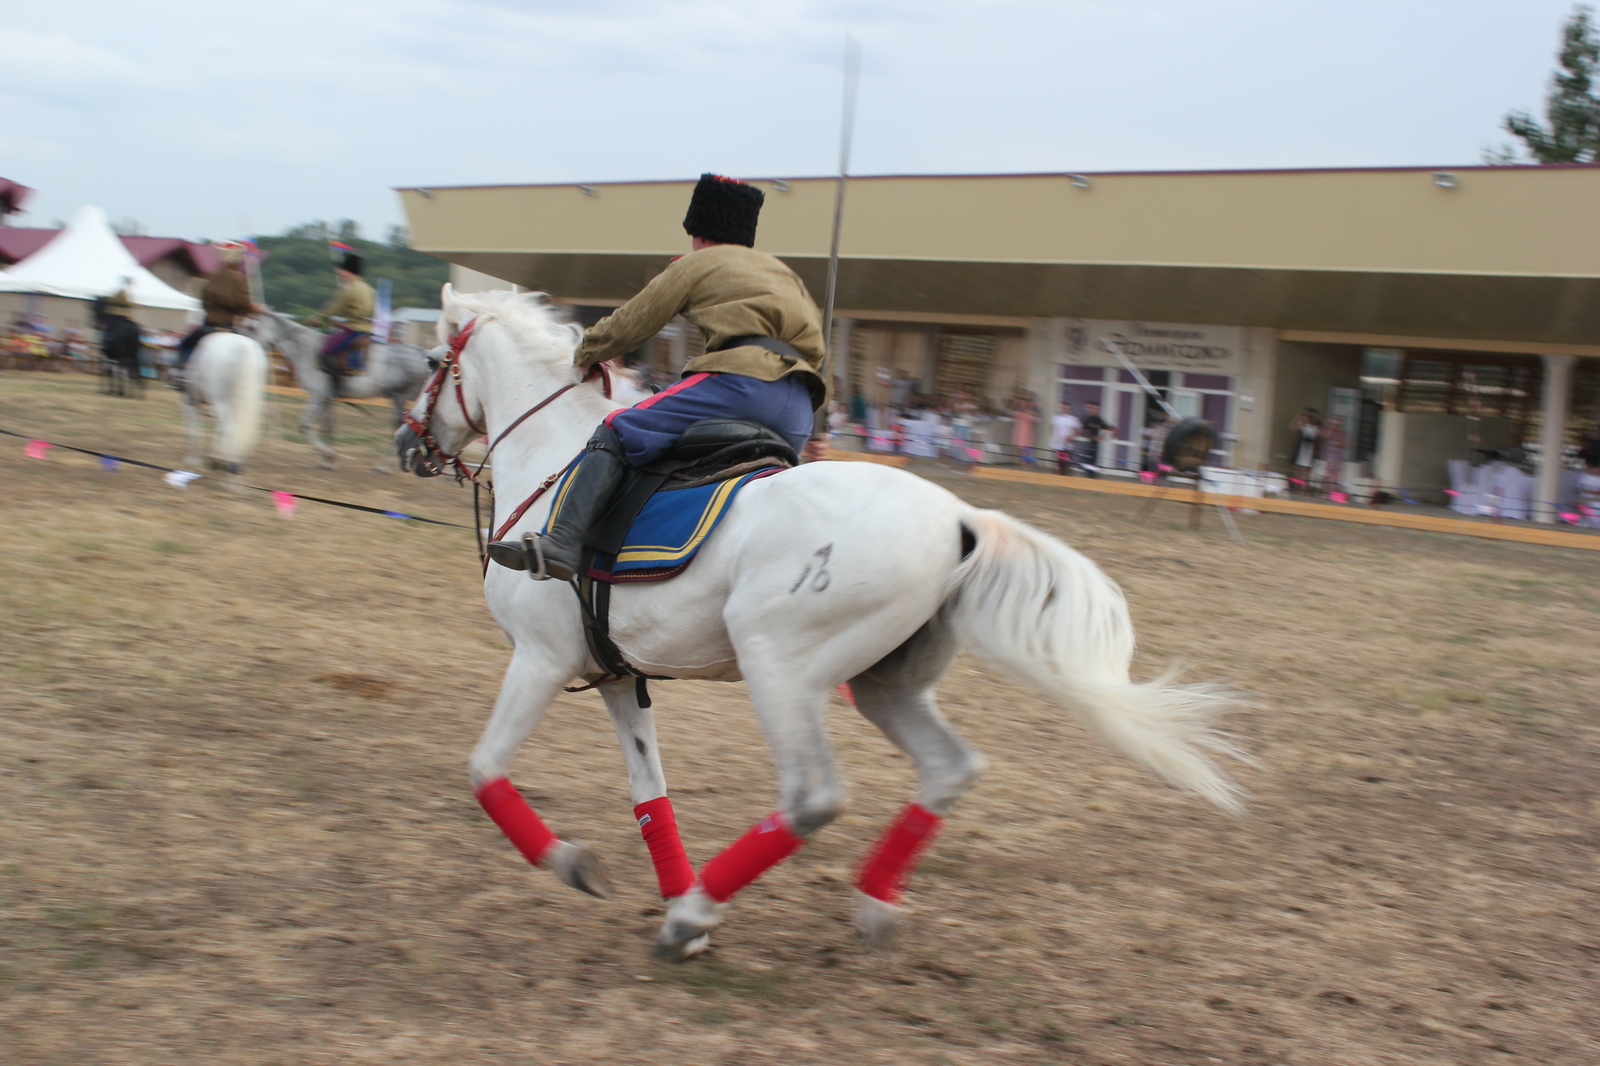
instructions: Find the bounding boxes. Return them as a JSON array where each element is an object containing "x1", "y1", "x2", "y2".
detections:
[{"x1": 438, "y1": 283, "x2": 458, "y2": 345}]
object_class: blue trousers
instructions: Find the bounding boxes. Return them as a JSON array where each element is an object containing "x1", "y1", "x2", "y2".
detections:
[{"x1": 604, "y1": 371, "x2": 815, "y2": 466}]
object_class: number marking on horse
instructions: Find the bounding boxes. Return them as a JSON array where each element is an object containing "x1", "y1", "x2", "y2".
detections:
[{"x1": 789, "y1": 544, "x2": 833, "y2": 594}]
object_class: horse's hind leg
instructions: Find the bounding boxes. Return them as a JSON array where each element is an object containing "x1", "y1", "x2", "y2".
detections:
[
  {"x1": 301, "y1": 395, "x2": 336, "y2": 467},
  {"x1": 847, "y1": 617, "x2": 985, "y2": 947},
  {"x1": 181, "y1": 399, "x2": 205, "y2": 471},
  {"x1": 655, "y1": 668, "x2": 844, "y2": 960},
  {"x1": 600, "y1": 681, "x2": 698, "y2": 938},
  {"x1": 469, "y1": 651, "x2": 610, "y2": 899}
]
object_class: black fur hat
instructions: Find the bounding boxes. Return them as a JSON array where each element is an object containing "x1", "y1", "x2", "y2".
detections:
[
  {"x1": 682, "y1": 174, "x2": 763, "y2": 246},
  {"x1": 341, "y1": 253, "x2": 364, "y2": 275}
]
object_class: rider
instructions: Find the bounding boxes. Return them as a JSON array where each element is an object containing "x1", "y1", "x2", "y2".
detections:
[
  {"x1": 176, "y1": 242, "x2": 260, "y2": 368},
  {"x1": 489, "y1": 173, "x2": 827, "y2": 582},
  {"x1": 311, "y1": 253, "x2": 376, "y2": 376}
]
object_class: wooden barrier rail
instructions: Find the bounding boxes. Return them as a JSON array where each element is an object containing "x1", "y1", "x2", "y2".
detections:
[{"x1": 969, "y1": 465, "x2": 1600, "y2": 553}]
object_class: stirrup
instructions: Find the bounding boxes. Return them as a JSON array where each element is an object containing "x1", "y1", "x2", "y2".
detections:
[
  {"x1": 523, "y1": 532, "x2": 550, "y2": 580},
  {"x1": 486, "y1": 532, "x2": 550, "y2": 579}
]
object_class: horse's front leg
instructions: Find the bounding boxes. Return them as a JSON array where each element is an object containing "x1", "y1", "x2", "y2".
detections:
[
  {"x1": 469, "y1": 650, "x2": 610, "y2": 899},
  {"x1": 599, "y1": 679, "x2": 697, "y2": 903},
  {"x1": 371, "y1": 396, "x2": 406, "y2": 474},
  {"x1": 181, "y1": 397, "x2": 205, "y2": 471},
  {"x1": 655, "y1": 662, "x2": 843, "y2": 959},
  {"x1": 300, "y1": 394, "x2": 336, "y2": 467}
]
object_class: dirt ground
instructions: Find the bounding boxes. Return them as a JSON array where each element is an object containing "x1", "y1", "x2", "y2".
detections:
[{"x1": 2, "y1": 371, "x2": 1596, "y2": 1066}]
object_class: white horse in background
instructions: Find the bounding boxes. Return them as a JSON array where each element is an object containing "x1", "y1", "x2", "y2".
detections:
[
  {"x1": 250, "y1": 310, "x2": 432, "y2": 471},
  {"x1": 182, "y1": 328, "x2": 268, "y2": 483},
  {"x1": 398, "y1": 287, "x2": 1245, "y2": 961}
]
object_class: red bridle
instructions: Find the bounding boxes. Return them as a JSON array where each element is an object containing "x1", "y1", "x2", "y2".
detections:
[
  {"x1": 400, "y1": 315, "x2": 614, "y2": 571},
  {"x1": 401, "y1": 316, "x2": 613, "y2": 484}
]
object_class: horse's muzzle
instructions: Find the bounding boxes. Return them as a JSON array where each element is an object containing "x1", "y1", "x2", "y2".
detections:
[{"x1": 395, "y1": 425, "x2": 440, "y2": 478}]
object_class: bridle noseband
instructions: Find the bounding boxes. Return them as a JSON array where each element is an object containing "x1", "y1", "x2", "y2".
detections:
[{"x1": 401, "y1": 316, "x2": 613, "y2": 483}]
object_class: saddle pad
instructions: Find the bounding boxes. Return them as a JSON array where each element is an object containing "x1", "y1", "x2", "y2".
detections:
[{"x1": 541, "y1": 463, "x2": 786, "y2": 583}]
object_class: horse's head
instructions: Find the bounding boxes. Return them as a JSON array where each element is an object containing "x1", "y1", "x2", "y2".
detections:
[{"x1": 396, "y1": 283, "x2": 586, "y2": 478}]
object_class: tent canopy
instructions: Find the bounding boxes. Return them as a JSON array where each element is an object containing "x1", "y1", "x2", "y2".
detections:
[{"x1": 0, "y1": 205, "x2": 200, "y2": 312}]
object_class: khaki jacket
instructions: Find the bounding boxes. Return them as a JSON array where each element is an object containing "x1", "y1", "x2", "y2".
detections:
[
  {"x1": 201, "y1": 266, "x2": 254, "y2": 327},
  {"x1": 575, "y1": 244, "x2": 827, "y2": 406},
  {"x1": 318, "y1": 275, "x2": 376, "y2": 333}
]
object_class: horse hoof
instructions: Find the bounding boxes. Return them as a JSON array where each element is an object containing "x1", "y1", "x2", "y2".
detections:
[
  {"x1": 546, "y1": 840, "x2": 610, "y2": 899},
  {"x1": 652, "y1": 887, "x2": 721, "y2": 960},
  {"x1": 852, "y1": 890, "x2": 903, "y2": 950},
  {"x1": 651, "y1": 932, "x2": 712, "y2": 962},
  {"x1": 317, "y1": 457, "x2": 335, "y2": 470}
]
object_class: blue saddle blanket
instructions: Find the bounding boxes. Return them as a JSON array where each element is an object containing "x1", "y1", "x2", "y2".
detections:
[{"x1": 541, "y1": 463, "x2": 786, "y2": 582}]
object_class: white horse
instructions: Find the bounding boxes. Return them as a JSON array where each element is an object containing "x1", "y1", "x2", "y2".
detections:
[
  {"x1": 251, "y1": 310, "x2": 432, "y2": 470},
  {"x1": 398, "y1": 286, "x2": 1244, "y2": 961},
  {"x1": 182, "y1": 328, "x2": 268, "y2": 482}
]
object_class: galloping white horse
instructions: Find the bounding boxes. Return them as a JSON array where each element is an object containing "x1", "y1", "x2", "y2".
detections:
[
  {"x1": 251, "y1": 310, "x2": 432, "y2": 470},
  {"x1": 399, "y1": 286, "x2": 1243, "y2": 961},
  {"x1": 182, "y1": 328, "x2": 268, "y2": 481}
]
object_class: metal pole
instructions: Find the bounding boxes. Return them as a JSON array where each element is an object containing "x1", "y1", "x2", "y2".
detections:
[
  {"x1": 1100, "y1": 336, "x2": 1179, "y2": 420},
  {"x1": 821, "y1": 35, "x2": 861, "y2": 380}
]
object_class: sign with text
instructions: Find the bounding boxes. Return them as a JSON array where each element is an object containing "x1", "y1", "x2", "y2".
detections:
[{"x1": 1066, "y1": 319, "x2": 1243, "y2": 374}]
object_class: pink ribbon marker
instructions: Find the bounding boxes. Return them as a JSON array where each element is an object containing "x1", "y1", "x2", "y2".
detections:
[
  {"x1": 1560, "y1": 512, "x2": 1581, "y2": 524},
  {"x1": 1329, "y1": 491, "x2": 1349, "y2": 503},
  {"x1": 271, "y1": 490, "x2": 298, "y2": 517},
  {"x1": 1139, "y1": 470, "x2": 1157, "y2": 483},
  {"x1": 24, "y1": 439, "x2": 50, "y2": 459}
]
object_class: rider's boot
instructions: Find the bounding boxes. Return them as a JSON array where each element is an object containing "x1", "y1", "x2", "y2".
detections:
[{"x1": 487, "y1": 424, "x2": 627, "y2": 581}]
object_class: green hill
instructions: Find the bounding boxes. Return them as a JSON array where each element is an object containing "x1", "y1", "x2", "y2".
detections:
[{"x1": 252, "y1": 221, "x2": 447, "y2": 318}]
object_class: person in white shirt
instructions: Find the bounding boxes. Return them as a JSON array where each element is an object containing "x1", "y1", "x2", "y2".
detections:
[{"x1": 1049, "y1": 403, "x2": 1081, "y2": 475}]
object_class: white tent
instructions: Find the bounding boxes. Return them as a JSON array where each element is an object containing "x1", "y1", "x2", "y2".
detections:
[{"x1": 0, "y1": 205, "x2": 200, "y2": 312}]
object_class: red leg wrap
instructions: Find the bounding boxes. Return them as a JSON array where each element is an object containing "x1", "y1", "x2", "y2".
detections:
[
  {"x1": 475, "y1": 776, "x2": 559, "y2": 867},
  {"x1": 699, "y1": 811, "x2": 803, "y2": 903},
  {"x1": 856, "y1": 803, "x2": 943, "y2": 904},
  {"x1": 634, "y1": 796, "x2": 695, "y2": 899}
]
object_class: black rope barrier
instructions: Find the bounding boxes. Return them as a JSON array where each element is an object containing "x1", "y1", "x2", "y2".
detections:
[{"x1": 1, "y1": 427, "x2": 477, "y2": 531}]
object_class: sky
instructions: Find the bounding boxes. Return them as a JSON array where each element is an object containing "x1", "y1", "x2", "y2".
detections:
[{"x1": 0, "y1": 0, "x2": 1587, "y2": 241}]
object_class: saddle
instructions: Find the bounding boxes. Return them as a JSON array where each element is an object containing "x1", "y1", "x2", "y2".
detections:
[
  {"x1": 569, "y1": 419, "x2": 799, "y2": 701},
  {"x1": 318, "y1": 333, "x2": 371, "y2": 379}
]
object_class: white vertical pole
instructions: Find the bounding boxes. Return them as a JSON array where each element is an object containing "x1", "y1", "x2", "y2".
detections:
[
  {"x1": 821, "y1": 36, "x2": 861, "y2": 382},
  {"x1": 1535, "y1": 354, "x2": 1575, "y2": 523}
]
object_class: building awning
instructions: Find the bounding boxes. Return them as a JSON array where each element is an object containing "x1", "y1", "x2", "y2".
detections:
[{"x1": 399, "y1": 165, "x2": 1600, "y2": 348}]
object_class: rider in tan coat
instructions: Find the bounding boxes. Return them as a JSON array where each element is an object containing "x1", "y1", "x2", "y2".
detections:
[{"x1": 490, "y1": 173, "x2": 826, "y2": 581}]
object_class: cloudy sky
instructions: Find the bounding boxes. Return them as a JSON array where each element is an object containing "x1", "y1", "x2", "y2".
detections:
[{"x1": 0, "y1": 0, "x2": 1584, "y2": 241}]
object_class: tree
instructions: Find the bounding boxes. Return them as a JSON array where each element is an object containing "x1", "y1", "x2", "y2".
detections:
[
  {"x1": 251, "y1": 219, "x2": 448, "y2": 317},
  {"x1": 1497, "y1": 4, "x2": 1600, "y2": 163}
]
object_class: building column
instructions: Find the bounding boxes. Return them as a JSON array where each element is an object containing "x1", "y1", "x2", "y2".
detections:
[
  {"x1": 1024, "y1": 319, "x2": 1064, "y2": 450},
  {"x1": 1534, "y1": 354, "x2": 1575, "y2": 524}
]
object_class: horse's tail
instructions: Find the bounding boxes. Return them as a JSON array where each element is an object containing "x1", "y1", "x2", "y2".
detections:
[
  {"x1": 945, "y1": 508, "x2": 1245, "y2": 813},
  {"x1": 218, "y1": 337, "x2": 268, "y2": 466}
]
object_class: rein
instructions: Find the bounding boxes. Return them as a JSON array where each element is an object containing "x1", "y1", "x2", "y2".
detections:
[{"x1": 402, "y1": 316, "x2": 614, "y2": 569}]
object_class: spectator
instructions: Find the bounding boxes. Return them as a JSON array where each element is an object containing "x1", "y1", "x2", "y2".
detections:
[
  {"x1": 1290, "y1": 407, "x2": 1321, "y2": 492},
  {"x1": 1319, "y1": 415, "x2": 1348, "y2": 496},
  {"x1": 1049, "y1": 402, "x2": 1081, "y2": 475},
  {"x1": 1076, "y1": 400, "x2": 1114, "y2": 478},
  {"x1": 1010, "y1": 390, "x2": 1040, "y2": 468}
]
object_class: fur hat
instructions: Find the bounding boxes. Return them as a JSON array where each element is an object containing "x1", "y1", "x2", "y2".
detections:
[
  {"x1": 213, "y1": 240, "x2": 247, "y2": 266},
  {"x1": 340, "y1": 253, "x2": 364, "y2": 275},
  {"x1": 682, "y1": 174, "x2": 763, "y2": 247}
]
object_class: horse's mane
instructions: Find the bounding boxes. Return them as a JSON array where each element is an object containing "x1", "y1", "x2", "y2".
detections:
[{"x1": 439, "y1": 288, "x2": 583, "y2": 360}]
